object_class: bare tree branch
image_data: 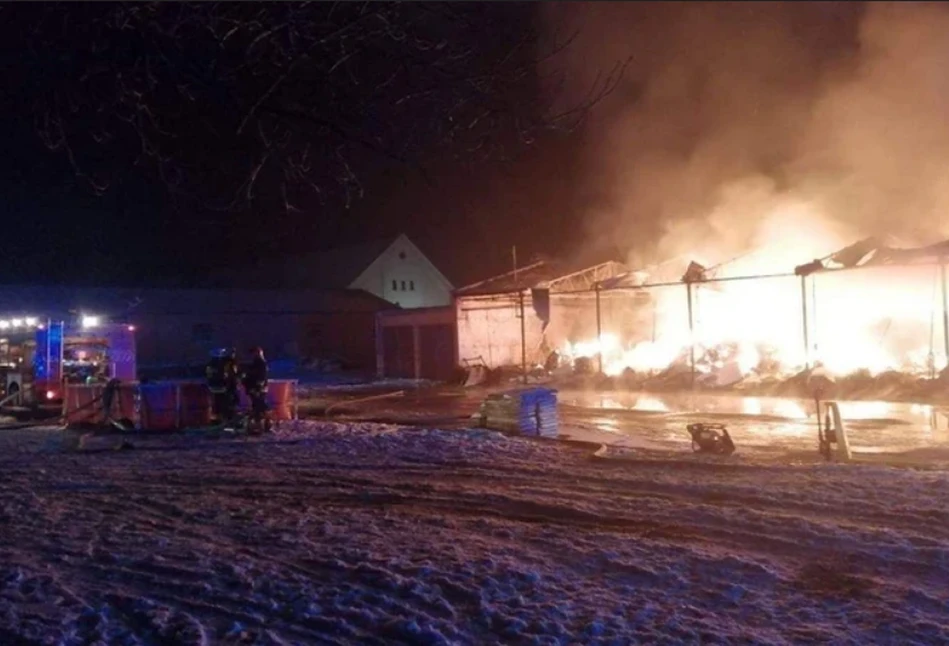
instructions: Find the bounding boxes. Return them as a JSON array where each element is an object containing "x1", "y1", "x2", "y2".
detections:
[{"x1": 6, "y1": 1, "x2": 624, "y2": 212}]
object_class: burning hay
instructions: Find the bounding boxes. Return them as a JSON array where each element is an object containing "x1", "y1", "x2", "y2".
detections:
[{"x1": 550, "y1": 240, "x2": 949, "y2": 403}]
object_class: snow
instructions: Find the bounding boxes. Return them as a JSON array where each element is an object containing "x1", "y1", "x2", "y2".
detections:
[{"x1": 2, "y1": 421, "x2": 949, "y2": 644}]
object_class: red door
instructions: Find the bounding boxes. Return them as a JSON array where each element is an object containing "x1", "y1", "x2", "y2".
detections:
[
  {"x1": 382, "y1": 326, "x2": 415, "y2": 378},
  {"x1": 419, "y1": 324, "x2": 455, "y2": 381}
]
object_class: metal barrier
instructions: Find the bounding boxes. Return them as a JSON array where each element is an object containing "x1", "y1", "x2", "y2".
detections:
[
  {"x1": 266, "y1": 380, "x2": 297, "y2": 421},
  {"x1": 62, "y1": 380, "x2": 299, "y2": 430},
  {"x1": 139, "y1": 382, "x2": 180, "y2": 431},
  {"x1": 63, "y1": 384, "x2": 107, "y2": 426},
  {"x1": 178, "y1": 382, "x2": 212, "y2": 428}
]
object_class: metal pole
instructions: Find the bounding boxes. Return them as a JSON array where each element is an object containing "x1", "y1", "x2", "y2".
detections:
[
  {"x1": 811, "y1": 277, "x2": 818, "y2": 357},
  {"x1": 800, "y1": 275, "x2": 810, "y2": 370},
  {"x1": 519, "y1": 291, "x2": 527, "y2": 385},
  {"x1": 686, "y1": 283, "x2": 695, "y2": 389},
  {"x1": 595, "y1": 283, "x2": 603, "y2": 374},
  {"x1": 941, "y1": 260, "x2": 949, "y2": 368}
]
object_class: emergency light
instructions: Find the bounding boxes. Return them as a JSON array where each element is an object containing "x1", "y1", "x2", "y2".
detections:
[{"x1": 0, "y1": 317, "x2": 40, "y2": 330}]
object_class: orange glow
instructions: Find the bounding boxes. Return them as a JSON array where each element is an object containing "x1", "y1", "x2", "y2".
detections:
[{"x1": 560, "y1": 230, "x2": 944, "y2": 382}]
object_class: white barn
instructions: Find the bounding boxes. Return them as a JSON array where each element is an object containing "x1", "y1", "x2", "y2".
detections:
[{"x1": 243, "y1": 234, "x2": 454, "y2": 309}]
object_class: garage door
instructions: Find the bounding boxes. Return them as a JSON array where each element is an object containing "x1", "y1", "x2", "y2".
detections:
[
  {"x1": 418, "y1": 324, "x2": 455, "y2": 381},
  {"x1": 382, "y1": 325, "x2": 415, "y2": 378}
]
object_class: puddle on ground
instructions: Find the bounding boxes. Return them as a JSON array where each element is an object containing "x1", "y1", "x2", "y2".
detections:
[
  {"x1": 557, "y1": 390, "x2": 949, "y2": 454},
  {"x1": 560, "y1": 391, "x2": 940, "y2": 423}
]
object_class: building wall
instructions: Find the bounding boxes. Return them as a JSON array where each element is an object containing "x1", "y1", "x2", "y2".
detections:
[
  {"x1": 350, "y1": 236, "x2": 453, "y2": 309},
  {"x1": 456, "y1": 292, "x2": 546, "y2": 369},
  {"x1": 545, "y1": 291, "x2": 654, "y2": 351},
  {"x1": 133, "y1": 312, "x2": 308, "y2": 368},
  {"x1": 135, "y1": 302, "x2": 387, "y2": 372},
  {"x1": 300, "y1": 311, "x2": 379, "y2": 370},
  {"x1": 375, "y1": 306, "x2": 457, "y2": 379},
  {"x1": 0, "y1": 285, "x2": 392, "y2": 374},
  {"x1": 455, "y1": 289, "x2": 657, "y2": 370}
]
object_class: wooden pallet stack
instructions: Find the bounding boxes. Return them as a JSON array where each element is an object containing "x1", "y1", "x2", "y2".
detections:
[{"x1": 475, "y1": 387, "x2": 558, "y2": 438}]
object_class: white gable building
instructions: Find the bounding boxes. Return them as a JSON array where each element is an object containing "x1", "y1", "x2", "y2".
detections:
[{"x1": 279, "y1": 234, "x2": 454, "y2": 309}]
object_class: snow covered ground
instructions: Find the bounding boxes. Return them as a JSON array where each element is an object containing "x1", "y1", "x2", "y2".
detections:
[{"x1": 2, "y1": 422, "x2": 949, "y2": 644}]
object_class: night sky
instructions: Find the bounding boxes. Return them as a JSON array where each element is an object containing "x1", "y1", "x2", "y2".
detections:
[
  {"x1": 0, "y1": 2, "x2": 594, "y2": 288},
  {"x1": 1, "y1": 3, "x2": 874, "y2": 289}
]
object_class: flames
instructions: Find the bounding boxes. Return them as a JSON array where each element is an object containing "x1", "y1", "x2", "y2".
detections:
[
  {"x1": 557, "y1": 201, "x2": 948, "y2": 382},
  {"x1": 560, "y1": 262, "x2": 946, "y2": 382}
]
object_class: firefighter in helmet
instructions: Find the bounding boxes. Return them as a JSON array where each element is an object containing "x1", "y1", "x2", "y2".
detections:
[
  {"x1": 206, "y1": 347, "x2": 240, "y2": 424},
  {"x1": 243, "y1": 346, "x2": 271, "y2": 433}
]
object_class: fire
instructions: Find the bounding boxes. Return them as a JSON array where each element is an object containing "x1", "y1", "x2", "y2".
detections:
[
  {"x1": 555, "y1": 196, "x2": 949, "y2": 382},
  {"x1": 560, "y1": 261, "x2": 945, "y2": 382}
]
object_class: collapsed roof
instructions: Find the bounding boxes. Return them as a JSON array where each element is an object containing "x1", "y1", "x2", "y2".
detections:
[
  {"x1": 795, "y1": 236, "x2": 949, "y2": 276},
  {"x1": 454, "y1": 259, "x2": 628, "y2": 297}
]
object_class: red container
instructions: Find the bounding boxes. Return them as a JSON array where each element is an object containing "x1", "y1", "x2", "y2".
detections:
[
  {"x1": 64, "y1": 385, "x2": 106, "y2": 425},
  {"x1": 179, "y1": 382, "x2": 211, "y2": 428},
  {"x1": 112, "y1": 383, "x2": 138, "y2": 422},
  {"x1": 267, "y1": 380, "x2": 296, "y2": 421},
  {"x1": 138, "y1": 383, "x2": 179, "y2": 431}
]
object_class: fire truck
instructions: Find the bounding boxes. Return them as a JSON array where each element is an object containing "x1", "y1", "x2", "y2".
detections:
[{"x1": 0, "y1": 316, "x2": 136, "y2": 412}]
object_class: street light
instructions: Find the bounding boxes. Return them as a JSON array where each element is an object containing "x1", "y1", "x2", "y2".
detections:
[{"x1": 81, "y1": 315, "x2": 100, "y2": 328}]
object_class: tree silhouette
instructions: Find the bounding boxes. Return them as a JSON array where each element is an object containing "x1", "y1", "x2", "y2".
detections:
[{"x1": 5, "y1": 2, "x2": 625, "y2": 212}]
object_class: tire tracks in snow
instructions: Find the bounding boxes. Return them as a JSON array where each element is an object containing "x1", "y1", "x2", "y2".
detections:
[{"x1": 2, "y1": 425, "x2": 949, "y2": 643}]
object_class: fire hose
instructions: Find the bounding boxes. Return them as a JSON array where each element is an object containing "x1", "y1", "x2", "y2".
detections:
[
  {"x1": 0, "y1": 384, "x2": 30, "y2": 409},
  {"x1": 324, "y1": 390, "x2": 405, "y2": 416},
  {"x1": 0, "y1": 390, "x2": 107, "y2": 432}
]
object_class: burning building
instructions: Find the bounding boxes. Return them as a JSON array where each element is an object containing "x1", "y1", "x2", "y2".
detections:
[
  {"x1": 794, "y1": 237, "x2": 949, "y2": 378},
  {"x1": 531, "y1": 3, "x2": 949, "y2": 393},
  {"x1": 452, "y1": 230, "x2": 949, "y2": 398},
  {"x1": 544, "y1": 236, "x2": 949, "y2": 391},
  {"x1": 454, "y1": 259, "x2": 628, "y2": 372}
]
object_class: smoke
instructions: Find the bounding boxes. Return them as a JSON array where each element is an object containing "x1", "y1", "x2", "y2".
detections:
[{"x1": 541, "y1": 2, "x2": 949, "y2": 272}]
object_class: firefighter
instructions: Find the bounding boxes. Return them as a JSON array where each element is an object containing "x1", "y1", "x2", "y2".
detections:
[
  {"x1": 206, "y1": 348, "x2": 240, "y2": 425},
  {"x1": 223, "y1": 348, "x2": 241, "y2": 425},
  {"x1": 243, "y1": 346, "x2": 270, "y2": 434}
]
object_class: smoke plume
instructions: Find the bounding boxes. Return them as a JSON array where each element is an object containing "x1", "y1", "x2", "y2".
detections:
[{"x1": 542, "y1": 2, "x2": 949, "y2": 273}]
